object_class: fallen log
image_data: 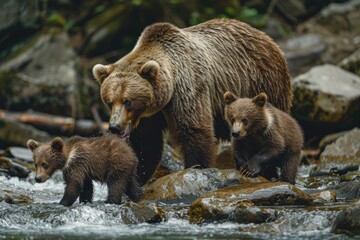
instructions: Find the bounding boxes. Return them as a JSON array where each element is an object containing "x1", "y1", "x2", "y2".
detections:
[{"x1": 0, "y1": 109, "x2": 108, "y2": 136}]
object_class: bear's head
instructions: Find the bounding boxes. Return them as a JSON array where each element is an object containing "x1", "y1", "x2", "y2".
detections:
[
  {"x1": 224, "y1": 92, "x2": 269, "y2": 139},
  {"x1": 27, "y1": 137, "x2": 66, "y2": 183},
  {"x1": 92, "y1": 59, "x2": 172, "y2": 137}
]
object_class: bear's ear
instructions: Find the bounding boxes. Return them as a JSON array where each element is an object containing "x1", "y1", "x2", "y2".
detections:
[
  {"x1": 139, "y1": 60, "x2": 160, "y2": 82},
  {"x1": 253, "y1": 92, "x2": 268, "y2": 107},
  {"x1": 92, "y1": 64, "x2": 110, "y2": 84},
  {"x1": 27, "y1": 139, "x2": 40, "y2": 152},
  {"x1": 224, "y1": 91, "x2": 237, "y2": 105},
  {"x1": 51, "y1": 137, "x2": 64, "y2": 152}
]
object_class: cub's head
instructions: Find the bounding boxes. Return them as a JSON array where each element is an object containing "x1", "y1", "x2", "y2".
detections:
[
  {"x1": 224, "y1": 92, "x2": 269, "y2": 139},
  {"x1": 92, "y1": 60, "x2": 166, "y2": 138},
  {"x1": 27, "y1": 137, "x2": 66, "y2": 183}
]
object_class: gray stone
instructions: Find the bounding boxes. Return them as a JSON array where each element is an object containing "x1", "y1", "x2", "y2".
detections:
[
  {"x1": 0, "y1": 0, "x2": 41, "y2": 31},
  {"x1": 279, "y1": 34, "x2": 325, "y2": 75},
  {"x1": 331, "y1": 201, "x2": 360, "y2": 234},
  {"x1": 339, "y1": 48, "x2": 360, "y2": 76},
  {"x1": 320, "y1": 128, "x2": 360, "y2": 164},
  {"x1": 0, "y1": 32, "x2": 80, "y2": 116},
  {"x1": 292, "y1": 64, "x2": 360, "y2": 126},
  {"x1": 328, "y1": 181, "x2": 360, "y2": 200}
]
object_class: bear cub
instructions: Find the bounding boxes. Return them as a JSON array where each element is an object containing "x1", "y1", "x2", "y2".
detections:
[
  {"x1": 27, "y1": 135, "x2": 141, "y2": 206},
  {"x1": 224, "y1": 92, "x2": 303, "y2": 184}
]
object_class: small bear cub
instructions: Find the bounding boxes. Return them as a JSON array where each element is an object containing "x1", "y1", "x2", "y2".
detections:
[
  {"x1": 224, "y1": 92, "x2": 303, "y2": 184},
  {"x1": 27, "y1": 135, "x2": 141, "y2": 206}
]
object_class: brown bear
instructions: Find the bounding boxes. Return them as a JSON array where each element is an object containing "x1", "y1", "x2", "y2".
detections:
[
  {"x1": 27, "y1": 135, "x2": 141, "y2": 206},
  {"x1": 224, "y1": 92, "x2": 303, "y2": 184},
  {"x1": 92, "y1": 18, "x2": 292, "y2": 185}
]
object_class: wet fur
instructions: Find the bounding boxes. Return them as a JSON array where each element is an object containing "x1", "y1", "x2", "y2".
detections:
[
  {"x1": 28, "y1": 135, "x2": 141, "y2": 206},
  {"x1": 225, "y1": 92, "x2": 303, "y2": 184}
]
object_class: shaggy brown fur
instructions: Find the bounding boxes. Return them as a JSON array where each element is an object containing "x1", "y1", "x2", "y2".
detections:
[
  {"x1": 27, "y1": 135, "x2": 141, "y2": 206},
  {"x1": 224, "y1": 92, "x2": 303, "y2": 184},
  {"x1": 92, "y1": 18, "x2": 292, "y2": 185}
]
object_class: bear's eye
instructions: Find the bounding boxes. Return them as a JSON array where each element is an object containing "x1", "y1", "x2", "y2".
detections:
[
  {"x1": 42, "y1": 162, "x2": 49, "y2": 169},
  {"x1": 123, "y1": 99, "x2": 132, "y2": 108},
  {"x1": 242, "y1": 118, "x2": 249, "y2": 125}
]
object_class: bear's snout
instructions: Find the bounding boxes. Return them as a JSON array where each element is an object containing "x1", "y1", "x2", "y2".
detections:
[
  {"x1": 109, "y1": 124, "x2": 121, "y2": 134},
  {"x1": 35, "y1": 176, "x2": 42, "y2": 183}
]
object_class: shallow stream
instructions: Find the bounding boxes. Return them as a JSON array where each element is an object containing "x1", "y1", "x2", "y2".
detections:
[{"x1": 0, "y1": 168, "x2": 358, "y2": 240}]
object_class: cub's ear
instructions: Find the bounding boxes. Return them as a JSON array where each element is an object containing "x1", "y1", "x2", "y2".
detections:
[
  {"x1": 253, "y1": 92, "x2": 268, "y2": 107},
  {"x1": 92, "y1": 64, "x2": 111, "y2": 84},
  {"x1": 27, "y1": 139, "x2": 40, "y2": 151},
  {"x1": 51, "y1": 137, "x2": 64, "y2": 152},
  {"x1": 139, "y1": 60, "x2": 160, "y2": 82},
  {"x1": 224, "y1": 91, "x2": 237, "y2": 105}
]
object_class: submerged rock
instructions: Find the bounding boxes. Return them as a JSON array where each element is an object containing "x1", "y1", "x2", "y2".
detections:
[
  {"x1": 189, "y1": 198, "x2": 274, "y2": 224},
  {"x1": 331, "y1": 201, "x2": 360, "y2": 235},
  {"x1": 327, "y1": 181, "x2": 360, "y2": 200},
  {"x1": 292, "y1": 65, "x2": 360, "y2": 127},
  {"x1": 1, "y1": 189, "x2": 33, "y2": 204},
  {"x1": 142, "y1": 168, "x2": 265, "y2": 204},
  {"x1": 118, "y1": 202, "x2": 164, "y2": 224},
  {"x1": 194, "y1": 182, "x2": 315, "y2": 206}
]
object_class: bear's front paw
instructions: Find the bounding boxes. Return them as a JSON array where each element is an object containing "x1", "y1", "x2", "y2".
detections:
[{"x1": 238, "y1": 163, "x2": 260, "y2": 178}]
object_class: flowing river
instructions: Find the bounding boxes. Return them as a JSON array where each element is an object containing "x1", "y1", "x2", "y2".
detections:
[{"x1": 0, "y1": 168, "x2": 358, "y2": 240}]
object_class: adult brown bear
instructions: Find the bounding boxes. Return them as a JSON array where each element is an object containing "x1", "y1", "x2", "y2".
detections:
[{"x1": 92, "y1": 18, "x2": 292, "y2": 185}]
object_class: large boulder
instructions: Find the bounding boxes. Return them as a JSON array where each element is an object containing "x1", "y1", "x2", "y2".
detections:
[
  {"x1": 292, "y1": 64, "x2": 360, "y2": 127},
  {"x1": 0, "y1": 31, "x2": 95, "y2": 117},
  {"x1": 142, "y1": 168, "x2": 266, "y2": 204}
]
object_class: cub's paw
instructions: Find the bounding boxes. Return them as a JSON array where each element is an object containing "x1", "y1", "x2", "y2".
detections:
[{"x1": 238, "y1": 163, "x2": 260, "y2": 178}]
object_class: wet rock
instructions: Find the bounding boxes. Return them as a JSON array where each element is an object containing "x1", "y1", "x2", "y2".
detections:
[
  {"x1": 0, "y1": 31, "x2": 82, "y2": 117},
  {"x1": 292, "y1": 65, "x2": 360, "y2": 127},
  {"x1": 0, "y1": 119, "x2": 51, "y2": 148},
  {"x1": 341, "y1": 171, "x2": 360, "y2": 182},
  {"x1": 339, "y1": 48, "x2": 360, "y2": 76},
  {"x1": 2, "y1": 189, "x2": 33, "y2": 204},
  {"x1": 331, "y1": 201, "x2": 360, "y2": 235},
  {"x1": 142, "y1": 168, "x2": 266, "y2": 204},
  {"x1": 0, "y1": 157, "x2": 31, "y2": 178},
  {"x1": 300, "y1": 175, "x2": 340, "y2": 189},
  {"x1": 189, "y1": 198, "x2": 274, "y2": 224},
  {"x1": 118, "y1": 202, "x2": 164, "y2": 224},
  {"x1": 310, "y1": 190, "x2": 337, "y2": 203},
  {"x1": 327, "y1": 181, "x2": 360, "y2": 200},
  {"x1": 194, "y1": 182, "x2": 315, "y2": 206},
  {"x1": 320, "y1": 128, "x2": 360, "y2": 165},
  {"x1": 309, "y1": 164, "x2": 359, "y2": 177},
  {"x1": 278, "y1": 34, "x2": 325, "y2": 75}
]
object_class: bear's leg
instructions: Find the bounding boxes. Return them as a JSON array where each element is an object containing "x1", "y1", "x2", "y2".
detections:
[
  {"x1": 176, "y1": 125, "x2": 215, "y2": 168},
  {"x1": 106, "y1": 177, "x2": 127, "y2": 205},
  {"x1": 279, "y1": 151, "x2": 301, "y2": 184},
  {"x1": 125, "y1": 175, "x2": 142, "y2": 202},
  {"x1": 60, "y1": 181, "x2": 81, "y2": 206},
  {"x1": 259, "y1": 164, "x2": 279, "y2": 181},
  {"x1": 129, "y1": 112, "x2": 166, "y2": 185},
  {"x1": 79, "y1": 177, "x2": 93, "y2": 204}
]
